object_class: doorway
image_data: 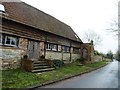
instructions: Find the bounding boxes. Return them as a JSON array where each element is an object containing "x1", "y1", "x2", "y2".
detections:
[{"x1": 28, "y1": 40, "x2": 40, "y2": 61}]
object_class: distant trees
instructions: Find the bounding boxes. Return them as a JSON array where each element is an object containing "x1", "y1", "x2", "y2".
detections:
[
  {"x1": 94, "y1": 50, "x2": 105, "y2": 57},
  {"x1": 106, "y1": 50, "x2": 113, "y2": 59},
  {"x1": 94, "y1": 50, "x2": 100, "y2": 56},
  {"x1": 106, "y1": 20, "x2": 119, "y2": 34},
  {"x1": 106, "y1": 20, "x2": 120, "y2": 61},
  {"x1": 83, "y1": 30, "x2": 102, "y2": 46},
  {"x1": 94, "y1": 50, "x2": 114, "y2": 60}
]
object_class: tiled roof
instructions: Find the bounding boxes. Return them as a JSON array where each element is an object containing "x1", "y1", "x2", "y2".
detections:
[{"x1": 2, "y1": 1, "x2": 83, "y2": 43}]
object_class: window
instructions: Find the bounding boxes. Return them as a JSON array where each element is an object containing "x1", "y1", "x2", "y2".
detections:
[
  {"x1": 5, "y1": 36, "x2": 18, "y2": 47},
  {"x1": 46, "y1": 43, "x2": 58, "y2": 51},
  {"x1": 73, "y1": 48, "x2": 80, "y2": 54},
  {"x1": 46, "y1": 43, "x2": 52, "y2": 50},
  {"x1": 0, "y1": 34, "x2": 19, "y2": 47},
  {"x1": 51, "y1": 44, "x2": 57, "y2": 51},
  {"x1": 0, "y1": 4, "x2": 5, "y2": 13},
  {"x1": 62, "y1": 46, "x2": 70, "y2": 53}
]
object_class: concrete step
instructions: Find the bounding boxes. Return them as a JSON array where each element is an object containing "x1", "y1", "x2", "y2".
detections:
[
  {"x1": 34, "y1": 63, "x2": 47, "y2": 66},
  {"x1": 32, "y1": 68, "x2": 55, "y2": 73},
  {"x1": 33, "y1": 65, "x2": 50, "y2": 70},
  {"x1": 32, "y1": 60, "x2": 54, "y2": 73},
  {"x1": 34, "y1": 61, "x2": 45, "y2": 64}
]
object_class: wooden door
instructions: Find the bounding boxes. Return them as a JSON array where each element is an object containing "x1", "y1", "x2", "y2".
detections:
[
  {"x1": 28, "y1": 41, "x2": 34, "y2": 59},
  {"x1": 28, "y1": 40, "x2": 40, "y2": 60},
  {"x1": 33, "y1": 42, "x2": 40, "y2": 60},
  {"x1": 82, "y1": 48, "x2": 88, "y2": 59}
]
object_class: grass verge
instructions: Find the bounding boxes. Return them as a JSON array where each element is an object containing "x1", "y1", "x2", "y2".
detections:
[{"x1": 2, "y1": 61, "x2": 108, "y2": 88}]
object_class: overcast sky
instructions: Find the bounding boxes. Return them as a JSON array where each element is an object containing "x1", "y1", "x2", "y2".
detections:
[{"x1": 22, "y1": 0, "x2": 119, "y2": 54}]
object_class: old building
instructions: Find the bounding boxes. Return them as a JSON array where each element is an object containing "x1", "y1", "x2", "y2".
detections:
[
  {"x1": 0, "y1": 1, "x2": 84, "y2": 69},
  {"x1": 81, "y1": 40, "x2": 94, "y2": 63}
]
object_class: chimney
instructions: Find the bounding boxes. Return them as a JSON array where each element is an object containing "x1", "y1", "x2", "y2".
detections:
[{"x1": 91, "y1": 40, "x2": 93, "y2": 45}]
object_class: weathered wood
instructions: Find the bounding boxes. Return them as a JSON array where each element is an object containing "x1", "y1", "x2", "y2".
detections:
[
  {"x1": 2, "y1": 19, "x2": 45, "y2": 41},
  {"x1": 2, "y1": 19, "x2": 81, "y2": 48},
  {"x1": 28, "y1": 40, "x2": 40, "y2": 60}
]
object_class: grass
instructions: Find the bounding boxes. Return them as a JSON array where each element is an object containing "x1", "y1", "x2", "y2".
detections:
[
  {"x1": 2, "y1": 61, "x2": 108, "y2": 88},
  {"x1": 2, "y1": 68, "x2": 42, "y2": 88},
  {"x1": 86, "y1": 61, "x2": 108, "y2": 68}
]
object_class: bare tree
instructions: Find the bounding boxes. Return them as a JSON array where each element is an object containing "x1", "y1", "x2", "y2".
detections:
[
  {"x1": 106, "y1": 19, "x2": 119, "y2": 35},
  {"x1": 106, "y1": 3, "x2": 120, "y2": 61},
  {"x1": 83, "y1": 30, "x2": 102, "y2": 46},
  {"x1": 106, "y1": 2, "x2": 120, "y2": 34},
  {"x1": 107, "y1": 20, "x2": 118, "y2": 31}
]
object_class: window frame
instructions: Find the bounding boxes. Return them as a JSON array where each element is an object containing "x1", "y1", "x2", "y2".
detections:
[
  {"x1": 62, "y1": 46, "x2": 70, "y2": 53},
  {"x1": 51, "y1": 44, "x2": 58, "y2": 51},
  {"x1": 73, "y1": 47, "x2": 80, "y2": 54},
  {"x1": 46, "y1": 43, "x2": 51, "y2": 50},
  {"x1": 46, "y1": 43, "x2": 58, "y2": 51},
  {"x1": 5, "y1": 36, "x2": 18, "y2": 47}
]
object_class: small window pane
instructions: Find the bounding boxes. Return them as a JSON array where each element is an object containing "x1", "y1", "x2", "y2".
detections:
[
  {"x1": 12, "y1": 38, "x2": 16, "y2": 45},
  {"x1": 46, "y1": 43, "x2": 51, "y2": 50},
  {"x1": 6, "y1": 37, "x2": 10, "y2": 44},
  {"x1": 73, "y1": 48, "x2": 80, "y2": 54},
  {"x1": 5, "y1": 36, "x2": 18, "y2": 46},
  {"x1": 11, "y1": 39, "x2": 16, "y2": 45},
  {"x1": 52, "y1": 44, "x2": 57, "y2": 51},
  {"x1": 63, "y1": 46, "x2": 70, "y2": 53},
  {"x1": 46, "y1": 43, "x2": 58, "y2": 51}
]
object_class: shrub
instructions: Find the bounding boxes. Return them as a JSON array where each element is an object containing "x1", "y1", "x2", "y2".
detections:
[
  {"x1": 52, "y1": 59, "x2": 64, "y2": 68},
  {"x1": 77, "y1": 57, "x2": 85, "y2": 64}
]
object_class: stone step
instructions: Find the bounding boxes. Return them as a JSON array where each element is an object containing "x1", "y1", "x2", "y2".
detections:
[
  {"x1": 34, "y1": 63, "x2": 47, "y2": 66},
  {"x1": 32, "y1": 68, "x2": 55, "y2": 73},
  {"x1": 33, "y1": 65, "x2": 50, "y2": 70},
  {"x1": 34, "y1": 61, "x2": 46, "y2": 64}
]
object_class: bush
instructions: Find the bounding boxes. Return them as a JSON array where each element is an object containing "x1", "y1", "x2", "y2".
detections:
[
  {"x1": 77, "y1": 57, "x2": 85, "y2": 64},
  {"x1": 52, "y1": 59, "x2": 64, "y2": 68}
]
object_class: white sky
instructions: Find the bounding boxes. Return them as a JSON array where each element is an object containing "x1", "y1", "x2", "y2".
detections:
[{"x1": 22, "y1": 0, "x2": 119, "y2": 54}]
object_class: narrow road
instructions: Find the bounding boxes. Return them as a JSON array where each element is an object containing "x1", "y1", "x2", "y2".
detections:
[{"x1": 35, "y1": 60, "x2": 119, "y2": 88}]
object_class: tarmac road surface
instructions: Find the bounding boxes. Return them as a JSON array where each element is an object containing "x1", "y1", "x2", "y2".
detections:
[{"x1": 35, "y1": 60, "x2": 119, "y2": 88}]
